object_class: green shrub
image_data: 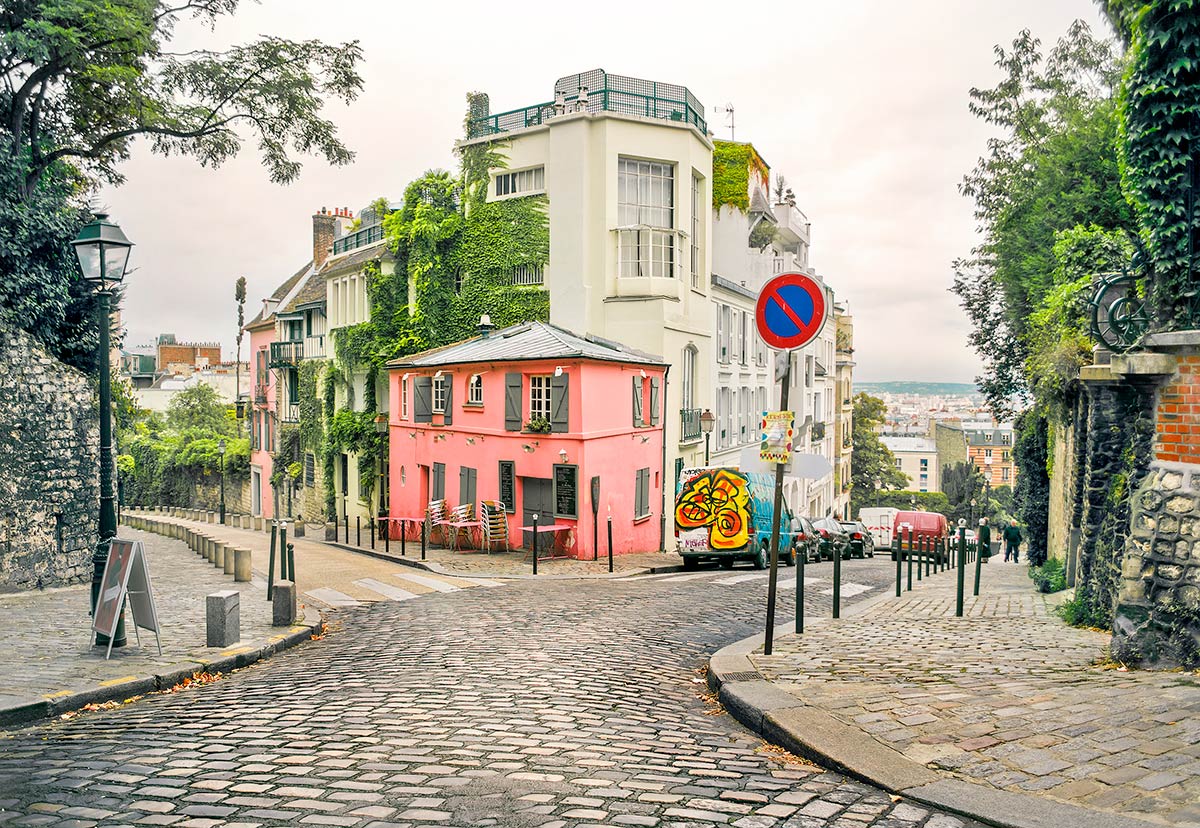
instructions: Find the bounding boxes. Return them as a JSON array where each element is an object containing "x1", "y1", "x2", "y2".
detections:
[
  {"x1": 1029, "y1": 557, "x2": 1067, "y2": 593},
  {"x1": 1055, "y1": 592, "x2": 1109, "y2": 629}
]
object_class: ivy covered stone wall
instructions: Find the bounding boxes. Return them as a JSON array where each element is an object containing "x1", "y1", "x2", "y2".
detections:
[{"x1": 0, "y1": 319, "x2": 98, "y2": 591}]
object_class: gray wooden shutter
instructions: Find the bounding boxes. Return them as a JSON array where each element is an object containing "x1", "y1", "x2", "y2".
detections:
[
  {"x1": 433, "y1": 462, "x2": 445, "y2": 500},
  {"x1": 443, "y1": 379, "x2": 453, "y2": 426},
  {"x1": 550, "y1": 374, "x2": 569, "y2": 433},
  {"x1": 468, "y1": 468, "x2": 477, "y2": 506},
  {"x1": 650, "y1": 376, "x2": 660, "y2": 426},
  {"x1": 632, "y1": 377, "x2": 643, "y2": 427},
  {"x1": 415, "y1": 377, "x2": 433, "y2": 423},
  {"x1": 504, "y1": 373, "x2": 522, "y2": 431},
  {"x1": 459, "y1": 466, "x2": 469, "y2": 505},
  {"x1": 635, "y1": 468, "x2": 649, "y2": 517}
]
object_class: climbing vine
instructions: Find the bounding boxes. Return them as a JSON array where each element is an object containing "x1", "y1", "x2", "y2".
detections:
[{"x1": 712, "y1": 140, "x2": 769, "y2": 212}]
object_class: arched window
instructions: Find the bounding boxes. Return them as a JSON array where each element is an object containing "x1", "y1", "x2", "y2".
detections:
[{"x1": 468, "y1": 374, "x2": 483, "y2": 405}]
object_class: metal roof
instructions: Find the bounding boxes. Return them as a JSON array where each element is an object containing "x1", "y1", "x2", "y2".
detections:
[
  {"x1": 389, "y1": 321, "x2": 664, "y2": 369},
  {"x1": 244, "y1": 261, "x2": 311, "y2": 329},
  {"x1": 882, "y1": 436, "x2": 938, "y2": 453}
]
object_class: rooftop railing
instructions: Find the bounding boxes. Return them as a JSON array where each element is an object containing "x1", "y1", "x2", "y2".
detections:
[{"x1": 332, "y1": 223, "x2": 385, "y2": 256}]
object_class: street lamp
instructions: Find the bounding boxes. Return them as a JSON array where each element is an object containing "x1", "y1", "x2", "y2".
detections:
[
  {"x1": 699, "y1": 409, "x2": 715, "y2": 465},
  {"x1": 969, "y1": 496, "x2": 977, "y2": 527},
  {"x1": 72, "y1": 212, "x2": 133, "y2": 650},
  {"x1": 218, "y1": 438, "x2": 227, "y2": 525},
  {"x1": 874, "y1": 476, "x2": 882, "y2": 508}
]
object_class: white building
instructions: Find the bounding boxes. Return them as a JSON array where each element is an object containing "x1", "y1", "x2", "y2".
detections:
[{"x1": 881, "y1": 435, "x2": 940, "y2": 493}]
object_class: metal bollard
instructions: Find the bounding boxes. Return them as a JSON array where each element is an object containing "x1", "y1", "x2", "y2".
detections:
[
  {"x1": 917, "y1": 535, "x2": 923, "y2": 582},
  {"x1": 532, "y1": 513, "x2": 539, "y2": 576},
  {"x1": 832, "y1": 536, "x2": 842, "y2": 619},
  {"x1": 267, "y1": 521, "x2": 277, "y2": 601},
  {"x1": 344, "y1": 514, "x2": 349, "y2": 544},
  {"x1": 370, "y1": 516, "x2": 375, "y2": 550},
  {"x1": 906, "y1": 528, "x2": 913, "y2": 592},
  {"x1": 895, "y1": 536, "x2": 902, "y2": 597},
  {"x1": 607, "y1": 513, "x2": 613, "y2": 573},
  {"x1": 356, "y1": 516, "x2": 361, "y2": 547},
  {"x1": 420, "y1": 520, "x2": 426, "y2": 561},
  {"x1": 974, "y1": 533, "x2": 983, "y2": 597},
  {"x1": 280, "y1": 524, "x2": 289, "y2": 581},
  {"x1": 287, "y1": 542, "x2": 295, "y2": 585},
  {"x1": 956, "y1": 524, "x2": 966, "y2": 617},
  {"x1": 796, "y1": 543, "x2": 806, "y2": 634}
]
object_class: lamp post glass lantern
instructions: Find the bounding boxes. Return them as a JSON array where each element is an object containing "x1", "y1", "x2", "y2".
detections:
[
  {"x1": 72, "y1": 213, "x2": 133, "y2": 649},
  {"x1": 699, "y1": 409, "x2": 715, "y2": 465},
  {"x1": 218, "y1": 438, "x2": 227, "y2": 525}
]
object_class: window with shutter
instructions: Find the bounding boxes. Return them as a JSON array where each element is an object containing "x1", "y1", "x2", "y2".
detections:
[
  {"x1": 414, "y1": 377, "x2": 433, "y2": 423},
  {"x1": 504, "y1": 373, "x2": 522, "y2": 431},
  {"x1": 632, "y1": 376, "x2": 644, "y2": 427},
  {"x1": 459, "y1": 466, "x2": 477, "y2": 506},
  {"x1": 443, "y1": 379, "x2": 453, "y2": 426},
  {"x1": 635, "y1": 467, "x2": 651, "y2": 518},
  {"x1": 650, "y1": 376, "x2": 660, "y2": 426},
  {"x1": 433, "y1": 462, "x2": 446, "y2": 501},
  {"x1": 550, "y1": 374, "x2": 569, "y2": 433}
]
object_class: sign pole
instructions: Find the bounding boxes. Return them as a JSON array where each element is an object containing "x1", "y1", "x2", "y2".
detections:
[{"x1": 763, "y1": 354, "x2": 790, "y2": 656}]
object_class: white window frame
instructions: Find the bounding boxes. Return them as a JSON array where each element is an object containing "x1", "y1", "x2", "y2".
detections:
[
  {"x1": 690, "y1": 173, "x2": 702, "y2": 289},
  {"x1": 530, "y1": 375, "x2": 552, "y2": 421},
  {"x1": 617, "y1": 229, "x2": 677, "y2": 279},
  {"x1": 719, "y1": 305, "x2": 731, "y2": 363},
  {"x1": 433, "y1": 375, "x2": 448, "y2": 414},
  {"x1": 401, "y1": 377, "x2": 409, "y2": 419},
  {"x1": 617, "y1": 157, "x2": 674, "y2": 228},
  {"x1": 681, "y1": 346, "x2": 696, "y2": 410},
  {"x1": 468, "y1": 374, "x2": 483, "y2": 405},
  {"x1": 494, "y1": 166, "x2": 545, "y2": 199}
]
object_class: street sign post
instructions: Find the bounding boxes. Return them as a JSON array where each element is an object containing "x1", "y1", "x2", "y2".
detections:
[{"x1": 755, "y1": 272, "x2": 828, "y2": 656}]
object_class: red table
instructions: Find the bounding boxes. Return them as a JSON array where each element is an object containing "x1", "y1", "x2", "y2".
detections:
[
  {"x1": 518, "y1": 523, "x2": 576, "y2": 560},
  {"x1": 380, "y1": 516, "x2": 425, "y2": 556}
]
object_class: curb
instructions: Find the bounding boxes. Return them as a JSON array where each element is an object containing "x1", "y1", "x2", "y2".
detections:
[
  {"x1": 0, "y1": 607, "x2": 322, "y2": 731},
  {"x1": 707, "y1": 613, "x2": 1159, "y2": 828}
]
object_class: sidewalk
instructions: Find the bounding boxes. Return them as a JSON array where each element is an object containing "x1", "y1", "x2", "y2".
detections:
[
  {"x1": 0, "y1": 527, "x2": 318, "y2": 728},
  {"x1": 710, "y1": 560, "x2": 1200, "y2": 828}
]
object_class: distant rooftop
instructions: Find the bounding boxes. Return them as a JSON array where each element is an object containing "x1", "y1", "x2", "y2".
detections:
[
  {"x1": 389, "y1": 321, "x2": 664, "y2": 369},
  {"x1": 882, "y1": 436, "x2": 937, "y2": 453},
  {"x1": 466, "y1": 69, "x2": 706, "y2": 140}
]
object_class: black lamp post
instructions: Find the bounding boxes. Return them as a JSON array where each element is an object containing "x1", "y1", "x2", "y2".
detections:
[
  {"x1": 72, "y1": 212, "x2": 133, "y2": 649},
  {"x1": 218, "y1": 438, "x2": 227, "y2": 525},
  {"x1": 969, "y1": 497, "x2": 977, "y2": 528},
  {"x1": 699, "y1": 409, "x2": 715, "y2": 465}
]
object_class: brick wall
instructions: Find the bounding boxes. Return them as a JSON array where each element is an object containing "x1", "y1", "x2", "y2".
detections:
[
  {"x1": 1155, "y1": 354, "x2": 1200, "y2": 465},
  {"x1": 157, "y1": 343, "x2": 222, "y2": 368},
  {"x1": 0, "y1": 320, "x2": 99, "y2": 591}
]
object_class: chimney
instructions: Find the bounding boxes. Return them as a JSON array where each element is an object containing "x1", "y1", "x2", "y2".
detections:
[
  {"x1": 477, "y1": 314, "x2": 496, "y2": 339},
  {"x1": 313, "y1": 207, "x2": 335, "y2": 269}
]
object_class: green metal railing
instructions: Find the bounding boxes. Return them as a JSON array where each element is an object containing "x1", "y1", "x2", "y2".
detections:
[
  {"x1": 332, "y1": 223, "x2": 384, "y2": 256},
  {"x1": 468, "y1": 71, "x2": 707, "y2": 139}
]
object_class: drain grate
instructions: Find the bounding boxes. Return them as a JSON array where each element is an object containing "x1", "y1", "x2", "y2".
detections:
[{"x1": 722, "y1": 671, "x2": 765, "y2": 682}]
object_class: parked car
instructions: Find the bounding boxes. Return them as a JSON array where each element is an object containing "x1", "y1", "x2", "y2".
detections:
[
  {"x1": 838, "y1": 520, "x2": 875, "y2": 558},
  {"x1": 812, "y1": 517, "x2": 851, "y2": 561},
  {"x1": 675, "y1": 467, "x2": 798, "y2": 570},
  {"x1": 890, "y1": 510, "x2": 951, "y2": 564},
  {"x1": 791, "y1": 515, "x2": 821, "y2": 564}
]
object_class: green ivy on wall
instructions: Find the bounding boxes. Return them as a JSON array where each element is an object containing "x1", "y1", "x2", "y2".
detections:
[{"x1": 712, "y1": 141, "x2": 751, "y2": 212}]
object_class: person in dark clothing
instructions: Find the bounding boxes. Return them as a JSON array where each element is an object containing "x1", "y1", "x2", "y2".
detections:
[
  {"x1": 978, "y1": 518, "x2": 992, "y2": 563},
  {"x1": 1002, "y1": 520, "x2": 1022, "y2": 563}
]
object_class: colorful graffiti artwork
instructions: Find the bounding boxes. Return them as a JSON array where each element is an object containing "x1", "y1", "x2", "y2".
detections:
[{"x1": 674, "y1": 469, "x2": 752, "y2": 551}]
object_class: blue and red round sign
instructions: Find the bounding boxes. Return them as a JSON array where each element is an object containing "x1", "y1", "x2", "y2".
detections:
[{"x1": 755, "y1": 272, "x2": 827, "y2": 351}]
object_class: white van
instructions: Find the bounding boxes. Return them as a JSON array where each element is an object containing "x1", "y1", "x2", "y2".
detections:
[{"x1": 858, "y1": 507, "x2": 899, "y2": 550}]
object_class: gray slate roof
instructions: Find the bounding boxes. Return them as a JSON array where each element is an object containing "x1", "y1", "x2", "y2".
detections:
[
  {"x1": 245, "y1": 261, "x2": 311, "y2": 328},
  {"x1": 389, "y1": 321, "x2": 664, "y2": 369}
]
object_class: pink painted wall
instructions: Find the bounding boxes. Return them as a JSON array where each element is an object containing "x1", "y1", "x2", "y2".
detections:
[
  {"x1": 249, "y1": 326, "x2": 276, "y2": 519},
  {"x1": 387, "y1": 358, "x2": 666, "y2": 558}
]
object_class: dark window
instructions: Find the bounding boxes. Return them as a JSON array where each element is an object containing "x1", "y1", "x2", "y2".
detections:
[{"x1": 305, "y1": 453, "x2": 315, "y2": 486}]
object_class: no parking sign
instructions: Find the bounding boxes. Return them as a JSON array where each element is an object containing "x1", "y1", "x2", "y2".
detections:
[{"x1": 755, "y1": 272, "x2": 827, "y2": 351}]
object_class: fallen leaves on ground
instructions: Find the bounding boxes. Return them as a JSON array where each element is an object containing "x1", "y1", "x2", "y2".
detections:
[
  {"x1": 757, "y1": 741, "x2": 820, "y2": 769},
  {"x1": 162, "y1": 671, "x2": 222, "y2": 693}
]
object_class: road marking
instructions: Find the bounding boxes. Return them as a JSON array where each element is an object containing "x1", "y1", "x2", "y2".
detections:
[
  {"x1": 353, "y1": 578, "x2": 418, "y2": 602},
  {"x1": 819, "y1": 583, "x2": 873, "y2": 597},
  {"x1": 713, "y1": 572, "x2": 770, "y2": 585},
  {"x1": 392, "y1": 572, "x2": 461, "y2": 592},
  {"x1": 777, "y1": 576, "x2": 826, "y2": 591},
  {"x1": 452, "y1": 576, "x2": 505, "y2": 587},
  {"x1": 305, "y1": 587, "x2": 362, "y2": 608},
  {"x1": 654, "y1": 572, "x2": 720, "y2": 583}
]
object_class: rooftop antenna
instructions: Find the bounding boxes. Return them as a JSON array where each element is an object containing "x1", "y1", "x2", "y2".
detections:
[{"x1": 714, "y1": 103, "x2": 735, "y2": 140}]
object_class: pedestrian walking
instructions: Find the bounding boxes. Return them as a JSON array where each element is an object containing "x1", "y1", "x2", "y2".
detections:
[
  {"x1": 978, "y1": 517, "x2": 992, "y2": 563},
  {"x1": 1002, "y1": 519, "x2": 1022, "y2": 563}
]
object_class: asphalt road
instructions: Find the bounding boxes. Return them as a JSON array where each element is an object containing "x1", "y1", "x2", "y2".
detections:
[{"x1": 0, "y1": 557, "x2": 984, "y2": 827}]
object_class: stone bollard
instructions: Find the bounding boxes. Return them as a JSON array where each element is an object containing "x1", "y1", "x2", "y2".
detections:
[
  {"x1": 205, "y1": 590, "x2": 240, "y2": 647},
  {"x1": 272, "y1": 580, "x2": 297, "y2": 626},
  {"x1": 208, "y1": 511, "x2": 216, "y2": 524},
  {"x1": 253, "y1": 516, "x2": 263, "y2": 532},
  {"x1": 212, "y1": 540, "x2": 224, "y2": 570},
  {"x1": 221, "y1": 542, "x2": 233, "y2": 574},
  {"x1": 233, "y1": 548, "x2": 252, "y2": 582},
  {"x1": 292, "y1": 522, "x2": 305, "y2": 538},
  {"x1": 206, "y1": 537, "x2": 216, "y2": 564}
]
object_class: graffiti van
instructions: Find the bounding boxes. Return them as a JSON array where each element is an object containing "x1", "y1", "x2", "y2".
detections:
[{"x1": 674, "y1": 467, "x2": 797, "y2": 570}]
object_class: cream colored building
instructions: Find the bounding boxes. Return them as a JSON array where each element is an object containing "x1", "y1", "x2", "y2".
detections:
[
  {"x1": 458, "y1": 70, "x2": 715, "y2": 541},
  {"x1": 881, "y1": 435, "x2": 940, "y2": 493},
  {"x1": 834, "y1": 306, "x2": 855, "y2": 518}
]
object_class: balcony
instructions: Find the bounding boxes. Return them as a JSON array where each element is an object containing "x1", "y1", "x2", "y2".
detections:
[
  {"x1": 254, "y1": 384, "x2": 267, "y2": 404},
  {"x1": 303, "y1": 334, "x2": 326, "y2": 359},
  {"x1": 281, "y1": 402, "x2": 300, "y2": 424},
  {"x1": 772, "y1": 202, "x2": 811, "y2": 247},
  {"x1": 680, "y1": 408, "x2": 703, "y2": 443},
  {"x1": 269, "y1": 340, "x2": 303, "y2": 368},
  {"x1": 467, "y1": 69, "x2": 706, "y2": 139},
  {"x1": 332, "y1": 223, "x2": 385, "y2": 256},
  {"x1": 812, "y1": 421, "x2": 827, "y2": 441},
  {"x1": 510, "y1": 264, "x2": 544, "y2": 286}
]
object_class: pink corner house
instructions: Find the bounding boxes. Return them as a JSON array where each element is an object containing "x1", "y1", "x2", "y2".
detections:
[{"x1": 387, "y1": 321, "x2": 667, "y2": 559}]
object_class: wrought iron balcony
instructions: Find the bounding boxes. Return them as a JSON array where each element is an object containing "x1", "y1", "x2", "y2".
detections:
[
  {"x1": 680, "y1": 408, "x2": 703, "y2": 442},
  {"x1": 269, "y1": 340, "x2": 303, "y2": 368},
  {"x1": 281, "y1": 402, "x2": 300, "y2": 424}
]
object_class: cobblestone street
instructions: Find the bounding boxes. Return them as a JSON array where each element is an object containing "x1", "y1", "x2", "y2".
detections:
[{"x1": 0, "y1": 559, "x2": 987, "y2": 827}]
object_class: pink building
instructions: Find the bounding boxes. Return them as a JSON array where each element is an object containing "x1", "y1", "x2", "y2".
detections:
[{"x1": 387, "y1": 321, "x2": 667, "y2": 559}]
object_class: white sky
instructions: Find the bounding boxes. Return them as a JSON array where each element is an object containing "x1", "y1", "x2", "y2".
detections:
[{"x1": 104, "y1": 0, "x2": 1112, "y2": 383}]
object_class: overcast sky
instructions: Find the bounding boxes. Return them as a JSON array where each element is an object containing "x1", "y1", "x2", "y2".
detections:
[{"x1": 104, "y1": 0, "x2": 1112, "y2": 383}]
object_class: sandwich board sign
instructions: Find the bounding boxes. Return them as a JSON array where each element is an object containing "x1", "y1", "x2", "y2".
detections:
[{"x1": 92, "y1": 538, "x2": 162, "y2": 660}]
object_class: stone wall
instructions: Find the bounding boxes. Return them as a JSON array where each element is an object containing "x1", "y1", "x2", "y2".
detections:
[
  {"x1": 0, "y1": 320, "x2": 99, "y2": 592},
  {"x1": 1115, "y1": 339, "x2": 1200, "y2": 667},
  {"x1": 191, "y1": 476, "x2": 251, "y2": 515},
  {"x1": 1046, "y1": 417, "x2": 1077, "y2": 573}
]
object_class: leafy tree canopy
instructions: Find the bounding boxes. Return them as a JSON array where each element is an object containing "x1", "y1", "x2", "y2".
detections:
[
  {"x1": 165, "y1": 382, "x2": 235, "y2": 434},
  {"x1": 850, "y1": 393, "x2": 908, "y2": 516}
]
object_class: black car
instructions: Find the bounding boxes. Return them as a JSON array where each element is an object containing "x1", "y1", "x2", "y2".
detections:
[
  {"x1": 790, "y1": 516, "x2": 821, "y2": 564},
  {"x1": 812, "y1": 517, "x2": 850, "y2": 561},
  {"x1": 838, "y1": 520, "x2": 875, "y2": 558}
]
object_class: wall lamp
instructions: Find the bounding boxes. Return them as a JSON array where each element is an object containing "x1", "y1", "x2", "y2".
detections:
[
  {"x1": 554, "y1": 366, "x2": 564, "y2": 377},
  {"x1": 558, "y1": 449, "x2": 568, "y2": 463}
]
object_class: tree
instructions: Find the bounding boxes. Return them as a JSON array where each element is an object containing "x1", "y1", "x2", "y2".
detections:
[
  {"x1": 2, "y1": 0, "x2": 364, "y2": 202},
  {"x1": 951, "y1": 22, "x2": 1132, "y2": 417},
  {"x1": 941, "y1": 461, "x2": 987, "y2": 523},
  {"x1": 166, "y1": 383, "x2": 233, "y2": 434},
  {"x1": 234, "y1": 275, "x2": 246, "y2": 431},
  {"x1": 850, "y1": 393, "x2": 908, "y2": 516}
]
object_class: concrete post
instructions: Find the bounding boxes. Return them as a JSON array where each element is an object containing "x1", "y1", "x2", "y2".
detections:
[
  {"x1": 221, "y1": 542, "x2": 234, "y2": 575},
  {"x1": 272, "y1": 580, "x2": 297, "y2": 626},
  {"x1": 205, "y1": 590, "x2": 240, "y2": 647},
  {"x1": 233, "y1": 548, "x2": 252, "y2": 582}
]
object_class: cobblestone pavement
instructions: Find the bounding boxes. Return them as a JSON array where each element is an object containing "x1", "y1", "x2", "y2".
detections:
[
  {"x1": 753, "y1": 561, "x2": 1200, "y2": 826},
  {"x1": 0, "y1": 558, "x2": 988, "y2": 827},
  {"x1": 0, "y1": 528, "x2": 294, "y2": 708}
]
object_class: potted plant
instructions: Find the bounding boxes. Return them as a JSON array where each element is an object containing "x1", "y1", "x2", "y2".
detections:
[{"x1": 525, "y1": 416, "x2": 552, "y2": 434}]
